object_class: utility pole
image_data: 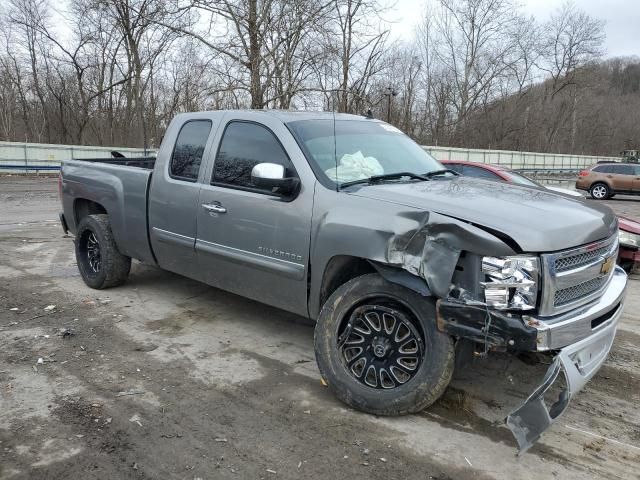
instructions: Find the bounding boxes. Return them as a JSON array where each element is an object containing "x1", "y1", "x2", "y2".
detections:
[{"x1": 383, "y1": 86, "x2": 398, "y2": 123}]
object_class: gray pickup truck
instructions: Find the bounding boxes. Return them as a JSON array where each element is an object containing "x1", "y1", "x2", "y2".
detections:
[{"x1": 59, "y1": 110, "x2": 627, "y2": 451}]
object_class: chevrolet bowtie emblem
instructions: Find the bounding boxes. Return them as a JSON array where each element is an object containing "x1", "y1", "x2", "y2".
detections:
[{"x1": 600, "y1": 256, "x2": 615, "y2": 275}]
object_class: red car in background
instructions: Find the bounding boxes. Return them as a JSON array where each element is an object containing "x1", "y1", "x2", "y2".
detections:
[
  {"x1": 440, "y1": 160, "x2": 583, "y2": 196},
  {"x1": 618, "y1": 217, "x2": 640, "y2": 272},
  {"x1": 441, "y1": 160, "x2": 640, "y2": 272}
]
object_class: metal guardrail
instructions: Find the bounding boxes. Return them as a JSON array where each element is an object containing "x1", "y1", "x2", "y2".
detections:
[
  {"x1": 0, "y1": 164, "x2": 60, "y2": 172},
  {"x1": 0, "y1": 140, "x2": 618, "y2": 174},
  {"x1": 0, "y1": 140, "x2": 155, "y2": 174},
  {"x1": 424, "y1": 145, "x2": 618, "y2": 170}
]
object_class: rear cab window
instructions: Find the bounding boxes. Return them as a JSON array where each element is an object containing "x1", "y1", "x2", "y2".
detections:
[{"x1": 169, "y1": 120, "x2": 213, "y2": 182}]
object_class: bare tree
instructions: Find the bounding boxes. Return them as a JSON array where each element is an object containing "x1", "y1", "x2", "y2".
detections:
[{"x1": 0, "y1": 0, "x2": 633, "y2": 159}]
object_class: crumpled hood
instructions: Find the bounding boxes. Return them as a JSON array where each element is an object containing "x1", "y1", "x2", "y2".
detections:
[{"x1": 347, "y1": 177, "x2": 618, "y2": 252}]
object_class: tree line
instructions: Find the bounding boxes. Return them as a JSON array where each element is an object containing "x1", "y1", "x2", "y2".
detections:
[{"x1": 0, "y1": 0, "x2": 637, "y2": 156}]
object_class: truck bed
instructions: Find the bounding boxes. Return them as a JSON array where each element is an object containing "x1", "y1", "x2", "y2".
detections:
[
  {"x1": 60, "y1": 160, "x2": 155, "y2": 264},
  {"x1": 76, "y1": 156, "x2": 156, "y2": 170}
]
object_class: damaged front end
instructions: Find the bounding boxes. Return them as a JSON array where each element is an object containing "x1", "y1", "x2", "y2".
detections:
[
  {"x1": 312, "y1": 196, "x2": 626, "y2": 452},
  {"x1": 376, "y1": 212, "x2": 627, "y2": 452},
  {"x1": 434, "y1": 266, "x2": 626, "y2": 453}
]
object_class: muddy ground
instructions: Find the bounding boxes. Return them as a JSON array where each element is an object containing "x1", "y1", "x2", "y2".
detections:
[{"x1": 1, "y1": 175, "x2": 639, "y2": 480}]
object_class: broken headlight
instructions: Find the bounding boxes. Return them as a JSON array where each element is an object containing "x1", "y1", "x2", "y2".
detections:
[{"x1": 481, "y1": 256, "x2": 539, "y2": 310}]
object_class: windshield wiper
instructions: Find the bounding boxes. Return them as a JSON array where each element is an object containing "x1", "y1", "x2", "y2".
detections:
[
  {"x1": 423, "y1": 169, "x2": 460, "y2": 177},
  {"x1": 339, "y1": 172, "x2": 429, "y2": 189}
]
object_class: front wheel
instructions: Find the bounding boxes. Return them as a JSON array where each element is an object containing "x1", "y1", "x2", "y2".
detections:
[
  {"x1": 314, "y1": 273, "x2": 454, "y2": 416},
  {"x1": 590, "y1": 182, "x2": 610, "y2": 200},
  {"x1": 75, "y1": 214, "x2": 131, "y2": 289}
]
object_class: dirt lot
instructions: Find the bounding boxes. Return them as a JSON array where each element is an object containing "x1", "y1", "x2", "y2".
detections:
[{"x1": 1, "y1": 175, "x2": 639, "y2": 480}]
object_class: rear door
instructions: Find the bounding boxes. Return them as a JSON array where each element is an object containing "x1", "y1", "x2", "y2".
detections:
[
  {"x1": 632, "y1": 165, "x2": 640, "y2": 192},
  {"x1": 195, "y1": 113, "x2": 314, "y2": 316},
  {"x1": 609, "y1": 164, "x2": 634, "y2": 192},
  {"x1": 148, "y1": 115, "x2": 220, "y2": 279}
]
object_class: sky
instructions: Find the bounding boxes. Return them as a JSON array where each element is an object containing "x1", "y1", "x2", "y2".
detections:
[{"x1": 387, "y1": 0, "x2": 640, "y2": 59}]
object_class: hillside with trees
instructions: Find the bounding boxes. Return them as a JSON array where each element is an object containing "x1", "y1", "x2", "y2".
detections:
[
  {"x1": 450, "y1": 57, "x2": 640, "y2": 156},
  {"x1": 0, "y1": 0, "x2": 638, "y2": 156}
]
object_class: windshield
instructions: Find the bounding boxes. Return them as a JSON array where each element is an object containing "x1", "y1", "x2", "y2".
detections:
[
  {"x1": 287, "y1": 119, "x2": 444, "y2": 185},
  {"x1": 500, "y1": 170, "x2": 541, "y2": 187}
]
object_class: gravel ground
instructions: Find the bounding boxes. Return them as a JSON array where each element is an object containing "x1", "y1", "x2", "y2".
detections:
[{"x1": 1, "y1": 175, "x2": 639, "y2": 480}]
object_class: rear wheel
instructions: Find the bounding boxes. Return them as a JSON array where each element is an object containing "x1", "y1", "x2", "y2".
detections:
[
  {"x1": 314, "y1": 273, "x2": 454, "y2": 415},
  {"x1": 75, "y1": 214, "x2": 131, "y2": 289},
  {"x1": 590, "y1": 183, "x2": 610, "y2": 200}
]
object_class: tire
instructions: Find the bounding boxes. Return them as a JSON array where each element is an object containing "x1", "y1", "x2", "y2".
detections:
[
  {"x1": 314, "y1": 273, "x2": 454, "y2": 416},
  {"x1": 75, "y1": 214, "x2": 131, "y2": 289},
  {"x1": 590, "y1": 182, "x2": 610, "y2": 200}
]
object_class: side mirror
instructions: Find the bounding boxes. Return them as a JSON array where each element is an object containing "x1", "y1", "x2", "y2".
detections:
[{"x1": 251, "y1": 162, "x2": 299, "y2": 196}]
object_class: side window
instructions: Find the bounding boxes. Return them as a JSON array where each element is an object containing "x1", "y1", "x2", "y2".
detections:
[
  {"x1": 169, "y1": 120, "x2": 212, "y2": 181},
  {"x1": 213, "y1": 121, "x2": 294, "y2": 193},
  {"x1": 462, "y1": 165, "x2": 501, "y2": 180},
  {"x1": 592, "y1": 165, "x2": 609, "y2": 173},
  {"x1": 446, "y1": 163, "x2": 463, "y2": 173},
  {"x1": 613, "y1": 165, "x2": 634, "y2": 175}
]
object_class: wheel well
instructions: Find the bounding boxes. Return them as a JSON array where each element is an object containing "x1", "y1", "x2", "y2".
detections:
[
  {"x1": 74, "y1": 199, "x2": 107, "y2": 225},
  {"x1": 319, "y1": 256, "x2": 376, "y2": 312}
]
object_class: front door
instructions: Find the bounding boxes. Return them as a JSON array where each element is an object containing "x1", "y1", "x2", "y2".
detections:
[{"x1": 195, "y1": 115, "x2": 314, "y2": 316}]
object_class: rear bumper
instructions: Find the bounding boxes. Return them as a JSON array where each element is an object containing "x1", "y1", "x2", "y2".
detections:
[
  {"x1": 507, "y1": 302, "x2": 621, "y2": 452},
  {"x1": 524, "y1": 266, "x2": 627, "y2": 351},
  {"x1": 574, "y1": 180, "x2": 589, "y2": 191}
]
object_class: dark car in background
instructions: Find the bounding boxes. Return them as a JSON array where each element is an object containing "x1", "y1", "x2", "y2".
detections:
[{"x1": 575, "y1": 163, "x2": 640, "y2": 200}]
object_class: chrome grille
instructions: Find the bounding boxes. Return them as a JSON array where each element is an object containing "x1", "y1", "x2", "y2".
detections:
[
  {"x1": 539, "y1": 232, "x2": 618, "y2": 316},
  {"x1": 554, "y1": 276, "x2": 608, "y2": 306},
  {"x1": 554, "y1": 244, "x2": 611, "y2": 272}
]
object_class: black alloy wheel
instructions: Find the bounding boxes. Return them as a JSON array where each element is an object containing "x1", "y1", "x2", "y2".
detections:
[
  {"x1": 75, "y1": 214, "x2": 131, "y2": 289},
  {"x1": 338, "y1": 303, "x2": 424, "y2": 389},
  {"x1": 84, "y1": 231, "x2": 102, "y2": 274}
]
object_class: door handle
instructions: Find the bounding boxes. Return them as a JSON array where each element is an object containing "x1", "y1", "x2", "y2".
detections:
[{"x1": 202, "y1": 203, "x2": 227, "y2": 214}]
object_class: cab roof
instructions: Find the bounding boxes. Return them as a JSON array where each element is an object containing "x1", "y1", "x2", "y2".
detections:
[{"x1": 259, "y1": 110, "x2": 374, "y2": 124}]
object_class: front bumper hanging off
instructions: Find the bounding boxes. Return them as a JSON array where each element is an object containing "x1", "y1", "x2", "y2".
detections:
[
  {"x1": 436, "y1": 266, "x2": 627, "y2": 452},
  {"x1": 507, "y1": 267, "x2": 627, "y2": 452},
  {"x1": 506, "y1": 308, "x2": 622, "y2": 452}
]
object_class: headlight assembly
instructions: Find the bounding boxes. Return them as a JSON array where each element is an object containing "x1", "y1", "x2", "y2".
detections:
[
  {"x1": 619, "y1": 230, "x2": 640, "y2": 249},
  {"x1": 481, "y1": 256, "x2": 539, "y2": 310}
]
